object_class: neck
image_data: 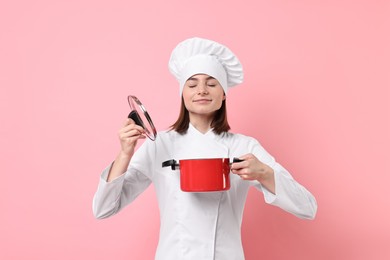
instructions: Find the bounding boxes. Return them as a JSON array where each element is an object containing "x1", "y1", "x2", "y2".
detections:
[{"x1": 189, "y1": 114, "x2": 213, "y2": 134}]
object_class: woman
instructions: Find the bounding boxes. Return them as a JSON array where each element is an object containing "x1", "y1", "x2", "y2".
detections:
[{"x1": 93, "y1": 37, "x2": 317, "y2": 260}]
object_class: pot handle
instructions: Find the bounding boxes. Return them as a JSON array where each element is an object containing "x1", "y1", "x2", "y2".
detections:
[
  {"x1": 162, "y1": 159, "x2": 179, "y2": 170},
  {"x1": 232, "y1": 157, "x2": 244, "y2": 163}
]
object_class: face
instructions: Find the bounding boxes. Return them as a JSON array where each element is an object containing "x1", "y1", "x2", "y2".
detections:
[{"x1": 182, "y1": 74, "x2": 226, "y2": 120}]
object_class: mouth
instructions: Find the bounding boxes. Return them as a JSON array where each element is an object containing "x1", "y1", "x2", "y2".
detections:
[{"x1": 193, "y1": 99, "x2": 212, "y2": 103}]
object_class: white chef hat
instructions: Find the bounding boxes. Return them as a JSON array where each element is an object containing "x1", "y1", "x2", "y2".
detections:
[{"x1": 168, "y1": 37, "x2": 243, "y2": 96}]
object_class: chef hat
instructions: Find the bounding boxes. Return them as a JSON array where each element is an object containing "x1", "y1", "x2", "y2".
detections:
[{"x1": 168, "y1": 37, "x2": 243, "y2": 96}]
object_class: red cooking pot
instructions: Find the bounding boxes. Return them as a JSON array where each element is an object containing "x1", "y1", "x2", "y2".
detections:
[{"x1": 162, "y1": 158, "x2": 242, "y2": 192}]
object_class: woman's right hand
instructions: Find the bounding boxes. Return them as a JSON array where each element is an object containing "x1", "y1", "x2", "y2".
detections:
[
  {"x1": 106, "y1": 118, "x2": 145, "y2": 182},
  {"x1": 118, "y1": 118, "x2": 146, "y2": 157}
]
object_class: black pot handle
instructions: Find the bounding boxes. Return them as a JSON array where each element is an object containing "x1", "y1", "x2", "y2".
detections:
[
  {"x1": 162, "y1": 158, "x2": 242, "y2": 170},
  {"x1": 162, "y1": 159, "x2": 179, "y2": 170},
  {"x1": 232, "y1": 157, "x2": 244, "y2": 163}
]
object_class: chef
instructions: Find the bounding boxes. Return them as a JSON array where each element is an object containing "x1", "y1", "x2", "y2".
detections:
[{"x1": 93, "y1": 37, "x2": 317, "y2": 260}]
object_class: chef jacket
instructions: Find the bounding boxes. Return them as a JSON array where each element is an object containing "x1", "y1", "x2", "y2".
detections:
[{"x1": 93, "y1": 124, "x2": 317, "y2": 260}]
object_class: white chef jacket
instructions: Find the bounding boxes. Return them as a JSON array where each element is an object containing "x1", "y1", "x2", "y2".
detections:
[{"x1": 93, "y1": 124, "x2": 317, "y2": 260}]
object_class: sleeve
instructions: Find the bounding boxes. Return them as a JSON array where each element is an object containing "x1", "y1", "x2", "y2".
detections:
[
  {"x1": 92, "y1": 139, "x2": 155, "y2": 219},
  {"x1": 249, "y1": 138, "x2": 318, "y2": 220},
  {"x1": 92, "y1": 164, "x2": 152, "y2": 219}
]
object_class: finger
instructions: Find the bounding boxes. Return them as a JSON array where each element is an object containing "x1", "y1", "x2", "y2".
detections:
[
  {"x1": 239, "y1": 174, "x2": 254, "y2": 180},
  {"x1": 123, "y1": 118, "x2": 134, "y2": 127},
  {"x1": 231, "y1": 159, "x2": 248, "y2": 170},
  {"x1": 238, "y1": 153, "x2": 255, "y2": 161},
  {"x1": 240, "y1": 175, "x2": 256, "y2": 181},
  {"x1": 231, "y1": 154, "x2": 254, "y2": 169},
  {"x1": 231, "y1": 168, "x2": 249, "y2": 176},
  {"x1": 120, "y1": 128, "x2": 145, "y2": 140},
  {"x1": 124, "y1": 135, "x2": 144, "y2": 144},
  {"x1": 121, "y1": 123, "x2": 145, "y2": 134}
]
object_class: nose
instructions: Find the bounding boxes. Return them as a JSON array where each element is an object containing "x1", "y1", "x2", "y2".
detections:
[{"x1": 197, "y1": 83, "x2": 208, "y2": 95}]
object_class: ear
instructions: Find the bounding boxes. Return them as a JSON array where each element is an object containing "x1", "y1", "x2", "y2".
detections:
[{"x1": 222, "y1": 94, "x2": 226, "y2": 100}]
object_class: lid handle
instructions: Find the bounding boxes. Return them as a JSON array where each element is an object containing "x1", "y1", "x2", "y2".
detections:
[{"x1": 128, "y1": 110, "x2": 143, "y2": 127}]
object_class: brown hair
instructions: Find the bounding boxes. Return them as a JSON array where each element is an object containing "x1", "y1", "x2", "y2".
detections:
[{"x1": 170, "y1": 98, "x2": 230, "y2": 135}]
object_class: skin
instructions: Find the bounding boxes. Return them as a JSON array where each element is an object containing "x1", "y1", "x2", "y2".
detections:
[
  {"x1": 182, "y1": 74, "x2": 225, "y2": 133},
  {"x1": 107, "y1": 74, "x2": 275, "y2": 194}
]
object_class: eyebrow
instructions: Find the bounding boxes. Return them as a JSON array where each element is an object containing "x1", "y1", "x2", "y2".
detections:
[{"x1": 187, "y1": 76, "x2": 216, "y2": 81}]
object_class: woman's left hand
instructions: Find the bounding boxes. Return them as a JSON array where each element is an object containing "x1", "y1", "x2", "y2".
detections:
[{"x1": 231, "y1": 153, "x2": 276, "y2": 193}]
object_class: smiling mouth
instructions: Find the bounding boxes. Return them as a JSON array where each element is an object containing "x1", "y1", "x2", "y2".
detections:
[{"x1": 193, "y1": 99, "x2": 212, "y2": 102}]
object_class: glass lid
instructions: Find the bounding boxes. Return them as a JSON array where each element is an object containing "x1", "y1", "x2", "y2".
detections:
[{"x1": 127, "y1": 95, "x2": 157, "y2": 141}]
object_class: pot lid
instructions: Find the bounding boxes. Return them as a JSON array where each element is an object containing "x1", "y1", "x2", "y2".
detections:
[{"x1": 127, "y1": 95, "x2": 157, "y2": 141}]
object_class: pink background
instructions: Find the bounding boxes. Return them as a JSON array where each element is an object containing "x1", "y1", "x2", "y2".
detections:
[{"x1": 1, "y1": 0, "x2": 389, "y2": 259}]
